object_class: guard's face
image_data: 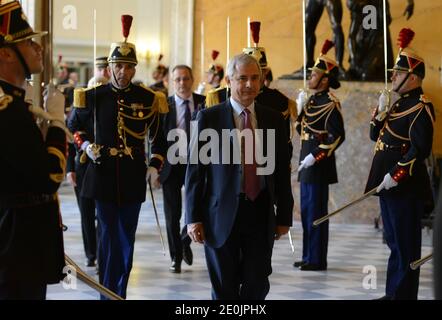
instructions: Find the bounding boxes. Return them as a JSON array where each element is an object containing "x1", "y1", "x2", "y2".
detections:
[
  {"x1": 173, "y1": 68, "x2": 193, "y2": 99},
  {"x1": 206, "y1": 71, "x2": 215, "y2": 85},
  {"x1": 391, "y1": 70, "x2": 410, "y2": 93},
  {"x1": 16, "y1": 39, "x2": 43, "y2": 75},
  {"x1": 110, "y1": 62, "x2": 136, "y2": 88},
  {"x1": 308, "y1": 70, "x2": 324, "y2": 89},
  {"x1": 226, "y1": 62, "x2": 261, "y2": 107},
  {"x1": 96, "y1": 66, "x2": 110, "y2": 81}
]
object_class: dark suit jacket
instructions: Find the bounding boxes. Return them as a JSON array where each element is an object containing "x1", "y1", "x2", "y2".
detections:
[
  {"x1": 185, "y1": 100, "x2": 293, "y2": 248},
  {"x1": 159, "y1": 93, "x2": 205, "y2": 183}
]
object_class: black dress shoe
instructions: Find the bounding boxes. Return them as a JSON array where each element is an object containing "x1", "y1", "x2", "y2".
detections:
[
  {"x1": 183, "y1": 245, "x2": 193, "y2": 266},
  {"x1": 293, "y1": 260, "x2": 306, "y2": 268},
  {"x1": 374, "y1": 295, "x2": 392, "y2": 300},
  {"x1": 300, "y1": 264, "x2": 327, "y2": 271},
  {"x1": 85, "y1": 259, "x2": 96, "y2": 267},
  {"x1": 169, "y1": 261, "x2": 181, "y2": 273}
]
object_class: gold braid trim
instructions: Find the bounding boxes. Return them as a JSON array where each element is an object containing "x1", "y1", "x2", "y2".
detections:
[
  {"x1": 151, "y1": 153, "x2": 165, "y2": 162},
  {"x1": 47, "y1": 146, "x2": 67, "y2": 183},
  {"x1": 398, "y1": 158, "x2": 416, "y2": 176},
  {"x1": 385, "y1": 123, "x2": 410, "y2": 141},
  {"x1": 319, "y1": 136, "x2": 342, "y2": 157}
]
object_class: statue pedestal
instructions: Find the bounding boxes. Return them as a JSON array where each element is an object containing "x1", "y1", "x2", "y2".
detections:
[{"x1": 275, "y1": 79, "x2": 388, "y2": 224}]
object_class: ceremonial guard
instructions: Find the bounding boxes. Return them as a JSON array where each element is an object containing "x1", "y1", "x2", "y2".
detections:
[
  {"x1": 365, "y1": 29, "x2": 435, "y2": 300},
  {"x1": 294, "y1": 40, "x2": 345, "y2": 271},
  {"x1": 197, "y1": 50, "x2": 225, "y2": 95},
  {"x1": 150, "y1": 54, "x2": 169, "y2": 96},
  {"x1": 68, "y1": 15, "x2": 168, "y2": 299},
  {"x1": 0, "y1": 1, "x2": 67, "y2": 299}
]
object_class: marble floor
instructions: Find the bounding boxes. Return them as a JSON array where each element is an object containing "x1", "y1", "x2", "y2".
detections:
[{"x1": 47, "y1": 183, "x2": 434, "y2": 300}]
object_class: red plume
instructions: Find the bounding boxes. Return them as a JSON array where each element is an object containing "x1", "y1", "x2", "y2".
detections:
[
  {"x1": 321, "y1": 40, "x2": 334, "y2": 55},
  {"x1": 158, "y1": 54, "x2": 164, "y2": 62},
  {"x1": 121, "y1": 15, "x2": 133, "y2": 40},
  {"x1": 397, "y1": 28, "x2": 415, "y2": 49},
  {"x1": 250, "y1": 21, "x2": 261, "y2": 45},
  {"x1": 211, "y1": 50, "x2": 220, "y2": 61},
  {"x1": 58, "y1": 54, "x2": 62, "y2": 64}
]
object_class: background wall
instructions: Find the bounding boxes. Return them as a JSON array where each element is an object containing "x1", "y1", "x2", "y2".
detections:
[{"x1": 193, "y1": 0, "x2": 442, "y2": 156}]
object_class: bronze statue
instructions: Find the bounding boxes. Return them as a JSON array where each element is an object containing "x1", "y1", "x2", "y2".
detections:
[{"x1": 346, "y1": 0, "x2": 414, "y2": 81}]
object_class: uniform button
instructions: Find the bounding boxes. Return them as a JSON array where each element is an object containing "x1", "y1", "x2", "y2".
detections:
[
  {"x1": 119, "y1": 154, "x2": 123, "y2": 158},
  {"x1": 120, "y1": 99, "x2": 124, "y2": 103},
  {"x1": 119, "y1": 136, "x2": 123, "y2": 139},
  {"x1": 120, "y1": 108, "x2": 123, "y2": 111},
  {"x1": 119, "y1": 145, "x2": 123, "y2": 148}
]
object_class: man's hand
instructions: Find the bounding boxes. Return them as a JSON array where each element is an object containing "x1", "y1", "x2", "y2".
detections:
[
  {"x1": 298, "y1": 153, "x2": 316, "y2": 172},
  {"x1": 296, "y1": 89, "x2": 308, "y2": 116},
  {"x1": 146, "y1": 166, "x2": 160, "y2": 188},
  {"x1": 274, "y1": 225, "x2": 290, "y2": 240},
  {"x1": 83, "y1": 142, "x2": 101, "y2": 162},
  {"x1": 187, "y1": 223, "x2": 205, "y2": 244},
  {"x1": 376, "y1": 173, "x2": 398, "y2": 193},
  {"x1": 66, "y1": 172, "x2": 77, "y2": 187},
  {"x1": 43, "y1": 84, "x2": 65, "y2": 125}
]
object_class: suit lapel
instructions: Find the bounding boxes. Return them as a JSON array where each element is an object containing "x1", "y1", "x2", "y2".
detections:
[{"x1": 167, "y1": 96, "x2": 177, "y2": 131}]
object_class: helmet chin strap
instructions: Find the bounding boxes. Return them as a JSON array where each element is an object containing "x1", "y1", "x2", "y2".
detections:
[
  {"x1": 110, "y1": 66, "x2": 132, "y2": 90},
  {"x1": 312, "y1": 73, "x2": 324, "y2": 90},
  {"x1": 394, "y1": 72, "x2": 410, "y2": 94},
  {"x1": 11, "y1": 44, "x2": 31, "y2": 79}
]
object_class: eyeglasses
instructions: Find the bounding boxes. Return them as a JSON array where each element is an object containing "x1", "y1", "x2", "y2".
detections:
[{"x1": 173, "y1": 77, "x2": 191, "y2": 83}]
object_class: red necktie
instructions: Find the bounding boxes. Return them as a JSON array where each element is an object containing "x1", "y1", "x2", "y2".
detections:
[{"x1": 242, "y1": 108, "x2": 260, "y2": 201}]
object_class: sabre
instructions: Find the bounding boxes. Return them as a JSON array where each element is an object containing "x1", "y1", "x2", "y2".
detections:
[
  {"x1": 313, "y1": 187, "x2": 378, "y2": 227},
  {"x1": 148, "y1": 179, "x2": 166, "y2": 255},
  {"x1": 200, "y1": 20, "x2": 205, "y2": 81},
  {"x1": 226, "y1": 16, "x2": 230, "y2": 101},
  {"x1": 288, "y1": 229, "x2": 295, "y2": 253},
  {"x1": 410, "y1": 253, "x2": 433, "y2": 270},
  {"x1": 302, "y1": 0, "x2": 307, "y2": 89},
  {"x1": 65, "y1": 254, "x2": 124, "y2": 300},
  {"x1": 382, "y1": 0, "x2": 388, "y2": 90}
]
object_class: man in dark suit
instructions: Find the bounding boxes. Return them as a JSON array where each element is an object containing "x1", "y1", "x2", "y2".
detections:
[
  {"x1": 185, "y1": 53, "x2": 293, "y2": 300},
  {"x1": 159, "y1": 65, "x2": 205, "y2": 273}
]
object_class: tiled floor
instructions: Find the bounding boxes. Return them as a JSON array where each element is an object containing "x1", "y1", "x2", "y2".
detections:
[{"x1": 47, "y1": 183, "x2": 434, "y2": 300}]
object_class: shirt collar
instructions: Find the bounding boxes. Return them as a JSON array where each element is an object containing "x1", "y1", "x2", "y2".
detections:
[
  {"x1": 230, "y1": 97, "x2": 255, "y2": 117},
  {"x1": 175, "y1": 94, "x2": 194, "y2": 106}
]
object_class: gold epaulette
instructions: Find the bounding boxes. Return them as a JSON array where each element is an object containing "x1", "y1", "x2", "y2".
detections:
[
  {"x1": 73, "y1": 88, "x2": 86, "y2": 108},
  {"x1": 140, "y1": 84, "x2": 169, "y2": 114},
  {"x1": 73, "y1": 84, "x2": 102, "y2": 109},
  {"x1": 328, "y1": 92, "x2": 340, "y2": 104},
  {"x1": 420, "y1": 94, "x2": 431, "y2": 104},
  {"x1": 0, "y1": 87, "x2": 13, "y2": 112},
  {"x1": 287, "y1": 98, "x2": 297, "y2": 119},
  {"x1": 206, "y1": 86, "x2": 225, "y2": 108}
]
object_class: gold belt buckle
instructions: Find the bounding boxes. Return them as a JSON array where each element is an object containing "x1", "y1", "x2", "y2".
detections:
[{"x1": 109, "y1": 148, "x2": 118, "y2": 156}]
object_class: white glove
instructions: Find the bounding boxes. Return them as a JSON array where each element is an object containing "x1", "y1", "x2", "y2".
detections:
[
  {"x1": 195, "y1": 82, "x2": 206, "y2": 95},
  {"x1": 24, "y1": 82, "x2": 34, "y2": 105},
  {"x1": 296, "y1": 89, "x2": 309, "y2": 116},
  {"x1": 146, "y1": 166, "x2": 160, "y2": 188},
  {"x1": 85, "y1": 143, "x2": 101, "y2": 162},
  {"x1": 298, "y1": 153, "x2": 316, "y2": 172},
  {"x1": 376, "y1": 89, "x2": 390, "y2": 121},
  {"x1": 43, "y1": 84, "x2": 65, "y2": 125},
  {"x1": 376, "y1": 173, "x2": 398, "y2": 193}
]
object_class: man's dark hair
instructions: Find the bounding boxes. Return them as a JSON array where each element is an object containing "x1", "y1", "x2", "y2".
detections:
[{"x1": 172, "y1": 65, "x2": 193, "y2": 80}]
